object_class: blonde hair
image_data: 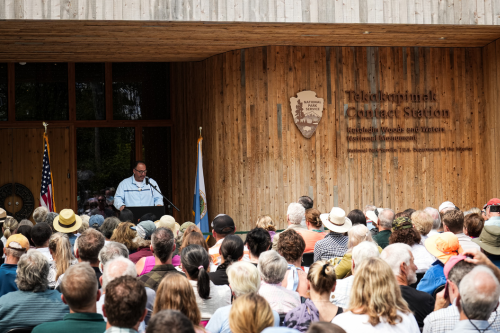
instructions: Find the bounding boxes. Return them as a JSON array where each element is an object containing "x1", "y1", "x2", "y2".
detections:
[
  {"x1": 110, "y1": 222, "x2": 138, "y2": 252},
  {"x1": 347, "y1": 224, "x2": 375, "y2": 250},
  {"x1": 305, "y1": 208, "x2": 322, "y2": 229},
  {"x1": 153, "y1": 273, "x2": 201, "y2": 326},
  {"x1": 307, "y1": 260, "x2": 337, "y2": 294},
  {"x1": 3, "y1": 217, "x2": 18, "y2": 239},
  {"x1": 256, "y1": 215, "x2": 276, "y2": 232},
  {"x1": 411, "y1": 210, "x2": 433, "y2": 236},
  {"x1": 348, "y1": 257, "x2": 410, "y2": 326},
  {"x1": 49, "y1": 232, "x2": 75, "y2": 280},
  {"x1": 229, "y1": 293, "x2": 274, "y2": 333}
]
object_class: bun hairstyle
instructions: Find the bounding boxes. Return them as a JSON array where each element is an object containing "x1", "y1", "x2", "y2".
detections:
[
  {"x1": 3, "y1": 217, "x2": 19, "y2": 239},
  {"x1": 181, "y1": 244, "x2": 211, "y2": 300},
  {"x1": 307, "y1": 260, "x2": 337, "y2": 294},
  {"x1": 305, "y1": 208, "x2": 322, "y2": 229},
  {"x1": 255, "y1": 215, "x2": 276, "y2": 232},
  {"x1": 218, "y1": 235, "x2": 244, "y2": 270}
]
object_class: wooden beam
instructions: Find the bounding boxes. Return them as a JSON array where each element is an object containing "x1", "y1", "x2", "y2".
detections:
[{"x1": 0, "y1": 120, "x2": 173, "y2": 128}]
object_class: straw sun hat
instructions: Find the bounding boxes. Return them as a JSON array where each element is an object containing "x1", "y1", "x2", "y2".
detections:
[
  {"x1": 53, "y1": 209, "x2": 82, "y2": 233},
  {"x1": 320, "y1": 207, "x2": 352, "y2": 233}
]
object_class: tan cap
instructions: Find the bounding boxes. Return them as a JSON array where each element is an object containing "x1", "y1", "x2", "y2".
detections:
[
  {"x1": 6, "y1": 234, "x2": 29, "y2": 251},
  {"x1": 155, "y1": 215, "x2": 180, "y2": 235}
]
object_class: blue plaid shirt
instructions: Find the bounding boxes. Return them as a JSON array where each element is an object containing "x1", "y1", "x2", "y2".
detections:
[
  {"x1": 313, "y1": 232, "x2": 348, "y2": 262},
  {"x1": 105, "y1": 327, "x2": 138, "y2": 333}
]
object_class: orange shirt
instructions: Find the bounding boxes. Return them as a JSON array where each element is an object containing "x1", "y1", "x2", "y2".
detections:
[{"x1": 295, "y1": 229, "x2": 326, "y2": 253}]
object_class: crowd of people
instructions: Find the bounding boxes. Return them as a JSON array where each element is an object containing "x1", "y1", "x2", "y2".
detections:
[{"x1": 1, "y1": 196, "x2": 500, "y2": 333}]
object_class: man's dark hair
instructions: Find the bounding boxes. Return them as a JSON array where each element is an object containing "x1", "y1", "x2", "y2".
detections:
[
  {"x1": 105, "y1": 276, "x2": 147, "y2": 328},
  {"x1": 442, "y1": 210, "x2": 465, "y2": 234},
  {"x1": 151, "y1": 228, "x2": 175, "y2": 263},
  {"x1": 347, "y1": 209, "x2": 367, "y2": 226},
  {"x1": 220, "y1": 235, "x2": 244, "y2": 267},
  {"x1": 77, "y1": 228, "x2": 105, "y2": 262},
  {"x1": 31, "y1": 222, "x2": 52, "y2": 247},
  {"x1": 307, "y1": 322, "x2": 346, "y2": 333},
  {"x1": 133, "y1": 161, "x2": 146, "y2": 169},
  {"x1": 146, "y1": 310, "x2": 195, "y2": 333},
  {"x1": 403, "y1": 208, "x2": 416, "y2": 216},
  {"x1": 16, "y1": 225, "x2": 34, "y2": 247},
  {"x1": 448, "y1": 260, "x2": 475, "y2": 285},
  {"x1": 139, "y1": 213, "x2": 157, "y2": 223},
  {"x1": 120, "y1": 209, "x2": 135, "y2": 223},
  {"x1": 298, "y1": 196, "x2": 314, "y2": 210},
  {"x1": 245, "y1": 227, "x2": 271, "y2": 258}
]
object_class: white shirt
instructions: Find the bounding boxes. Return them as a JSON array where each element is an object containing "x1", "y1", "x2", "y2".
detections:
[
  {"x1": 332, "y1": 310, "x2": 420, "y2": 333},
  {"x1": 189, "y1": 280, "x2": 231, "y2": 320},
  {"x1": 258, "y1": 281, "x2": 301, "y2": 314},
  {"x1": 35, "y1": 247, "x2": 53, "y2": 262},
  {"x1": 455, "y1": 233, "x2": 481, "y2": 252},
  {"x1": 331, "y1": 275, "x2": 354, "y2": 308},
  {"x1": 411, "y1": 243, "x2": 436, "y2": 273}
]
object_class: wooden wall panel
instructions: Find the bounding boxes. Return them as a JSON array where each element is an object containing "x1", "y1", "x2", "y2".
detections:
[
  {"x1": 2, "y1": 0, "x2": 500, "y2": 25},
  {"x1": 0, "y1": 128, "x2": 71, "y2": 221},
  {"x1": 172, "y1": 46, "x2": 489, "y2": 231}
]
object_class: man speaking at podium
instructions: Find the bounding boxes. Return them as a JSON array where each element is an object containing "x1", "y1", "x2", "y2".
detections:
[{"x1": 114, "y1": 161, "x2": 164, "y2": 211}]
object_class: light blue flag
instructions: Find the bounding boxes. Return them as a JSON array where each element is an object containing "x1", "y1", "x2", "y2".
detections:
[{"x1": 193, "y1": 137, "x2": 209, "y2": 236}]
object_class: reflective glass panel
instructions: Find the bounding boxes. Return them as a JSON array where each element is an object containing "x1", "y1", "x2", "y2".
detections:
[
  {"x1": 76, "y1": 63, "x2": 106, "y2": 120},
  {"x1": 143, "y1": 127, "x2": 173, "y2": 215},
  {"x1": 112, "y1": 63, "x2": 170, "y2": 120},
  {"x1": 0, "y1": 64, "x2": 7, "y2": 121},
  {"x1": 76, "y1": 127, "x2": 135, "y2": 213},
  {"x1": 15, "y1": 63, "x2": 69, "y2": 121}
]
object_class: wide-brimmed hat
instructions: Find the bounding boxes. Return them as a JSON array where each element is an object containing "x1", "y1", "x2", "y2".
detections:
[
  {"x1": 320, "y1": 208, "x2": 352, "y2": 233},
  {"x1": 0, "y1": 208, "x2": 6, "y2": 222},
  {"x1": 425, "y1": 232, "x2": 463, "y2": 264},
  {"x1": 473, "y1": 225, "x2": 500, "y2": 255},
  {"x1": 156, "y1": 215, "x2": 180, "y2": 235},
  {"x1": 53, "y1": 209, "x2": 82, "y2": 233}
]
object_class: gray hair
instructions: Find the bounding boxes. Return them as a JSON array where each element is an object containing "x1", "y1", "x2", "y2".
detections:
[
  {"x1": 19, "y1": 219, "x2": 34, "y2": 227},
  {"x1": 258, "y1": 250, "x2": 287, "y2": 284},
  {"x1": 16, "y1": 249, "x2": 50, "y2": 292},
  {"x1": 5, "y1": 247, "x2": 26, "y2": 259},
  {"x1": 102, "y1": 257, "x2": 137, "y2": 290},
  {"x1": 33, "y1": 207, "x2": 49, "y2": 224},
  {"x1": 460, "y1": 266, "x2": 500, "y2": 320},
  {"x1": 380, "y1": 243, "x2": 412, "y2": 277},
  {"x1": 227, "y1": 261, "x2": 261, "y2": 297},
  {"x1": 424, "y1": 207, "x2": 441, "y2": 230},
  {"x1": 378, "y1": 209, "x2": 395, "y2": 229},
  {"x1": 287, "y1": 203, "x2": 305, "y2": 225},
  {"x1": 363, "y1": 205, "x2": 377, "y2": 214},
  {"x1": 352, "y1": 241, "x2": 380, "y2": 272},
  {"x1": 98, "y1": 241, "x2": 129, "y2": 266},
  {"x1": 100, "y1": 217, "x2": 121, "y2": 239}
]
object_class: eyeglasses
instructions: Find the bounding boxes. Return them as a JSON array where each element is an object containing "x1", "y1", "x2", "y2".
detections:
[{"x1": 134, "y1": 169, "x2": 147, "y2": 174}]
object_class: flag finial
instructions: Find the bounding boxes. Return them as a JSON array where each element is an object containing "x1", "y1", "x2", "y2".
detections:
[
  {"x1": 199, "y1": 127, "x2": 202, "y2": 137},
  {"x1": 42, "y1": 122, "x2": 48, "y2": 133}
]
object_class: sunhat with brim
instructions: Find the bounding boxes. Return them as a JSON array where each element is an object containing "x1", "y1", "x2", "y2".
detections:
[
  {"x1": 424, "y1": 232, "x2": 463, "y2": 264},
  {"x1": 180, "y1": 222, "x2": 196, "y2": 233},
  {"x1": 0, "y1": 208, "x2": 6, "y2": 222},
  {"x1": 320, "y1": 207, "x2": 352, "y2": 233},
  {"x1": 473, "y1": 225, "x2": 500, "y2": 255},
  {"x1": 155, "y1": 215, "x2": 180, "y2": 235},
  {"x1": 366, "y1": 210, "x2": 378, "y2": 224},
  {"x1": 53, "y1": 209, "x2": 82, "y2": 233}
]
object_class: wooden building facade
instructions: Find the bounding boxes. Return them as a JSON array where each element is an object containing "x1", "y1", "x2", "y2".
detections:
[{"x1": 1, "y1": 0, "x2": 500, "y2": 229}]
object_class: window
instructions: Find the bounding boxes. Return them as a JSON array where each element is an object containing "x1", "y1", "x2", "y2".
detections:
[
  {"x1": 15, "y1": 63, "x2": 69, "y2": 121},
  {"x1": 76, "y1": 63, "x2": 106, "y2": 120},
  {"x1": 113, "y1": 63, "x2": 170, "y2": 120}
]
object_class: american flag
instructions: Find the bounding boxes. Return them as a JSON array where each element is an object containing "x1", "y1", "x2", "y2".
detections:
[{"x1": 40, "y1": 135, "x2": 55, "y2": 212}]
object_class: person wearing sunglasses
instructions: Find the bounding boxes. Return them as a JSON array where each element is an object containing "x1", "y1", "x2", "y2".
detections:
[
  {"x1": 91, "y1": 195, "x2": 115, "y2": 218},
  {"x1": 114, "y1": 161, "x2": 164, "y2": 212}
]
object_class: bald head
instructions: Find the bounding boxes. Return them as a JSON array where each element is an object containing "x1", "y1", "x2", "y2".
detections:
[
  {"x1": 459, "y1": 266, "x2": 500, "y2": 320},
  {"x1": 102, "y1": 257, "x2": 137, "y2": 290}
]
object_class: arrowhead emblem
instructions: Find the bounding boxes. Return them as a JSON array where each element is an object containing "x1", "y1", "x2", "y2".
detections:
[{"x1": 290, "y1": 91, "x2": 324, "y2": 139}]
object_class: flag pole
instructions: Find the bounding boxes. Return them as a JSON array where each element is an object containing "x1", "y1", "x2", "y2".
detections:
[
  {"x1": 199, "y1": 126, "x2": 202, "y2": 138},
  {"x1": 42, "y1": 122, "x2": 56, "y2": 212}
]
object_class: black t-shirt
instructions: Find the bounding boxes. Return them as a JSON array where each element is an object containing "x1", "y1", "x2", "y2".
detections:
[
  {"x1": 209, "y1": 266, "x2": 229, "y2": 286},
  {"x1": 400, "y1": 285, "x2": 434, "y2": 328},
  {"x1": 93, "y1": 266, "x2": 103, "y2": 289}
]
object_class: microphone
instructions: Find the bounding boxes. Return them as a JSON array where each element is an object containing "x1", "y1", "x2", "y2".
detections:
[{"x1": 145, "y1": 177, "x2": 150, "y2": 185}]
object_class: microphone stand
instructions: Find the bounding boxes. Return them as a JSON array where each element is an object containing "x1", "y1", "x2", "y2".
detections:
[{"x1": 147, "y1": 178, "x2": 180, "y2": 212}]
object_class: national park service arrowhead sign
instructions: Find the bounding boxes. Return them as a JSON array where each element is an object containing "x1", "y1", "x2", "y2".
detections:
[{"x1": 290, "y1": 91, "x2": 324, "y2": 139}]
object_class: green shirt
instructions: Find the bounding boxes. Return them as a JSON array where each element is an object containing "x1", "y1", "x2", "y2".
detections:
[
  {"x1": 373, "y1": 229, "x2": 392, "y2": 249},
  {"x1": 32, "y1": 312, "x2": 106, "y2": 333}
]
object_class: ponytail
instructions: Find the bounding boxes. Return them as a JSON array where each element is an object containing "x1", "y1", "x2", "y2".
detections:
[
  {"x1": 49, "y1": 233, "x2": 73, "y2": 280},
  {"x1": 305, "y1": 208, "x2": 322, "y2": 228},
  {"x1": 218, "y1": 235, "x2": 244, "y2": 270},
  {"x1": 181, "y1": 244, "x2": 211, "y2": 300},
  {"x1": 3, "y1": 217, "x2": 19, "y2": 239}
]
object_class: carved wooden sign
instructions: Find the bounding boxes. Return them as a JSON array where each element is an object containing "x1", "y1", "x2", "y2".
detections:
[{"x1": 290, "y1": 91, "x2": 324, "y2": 138}]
